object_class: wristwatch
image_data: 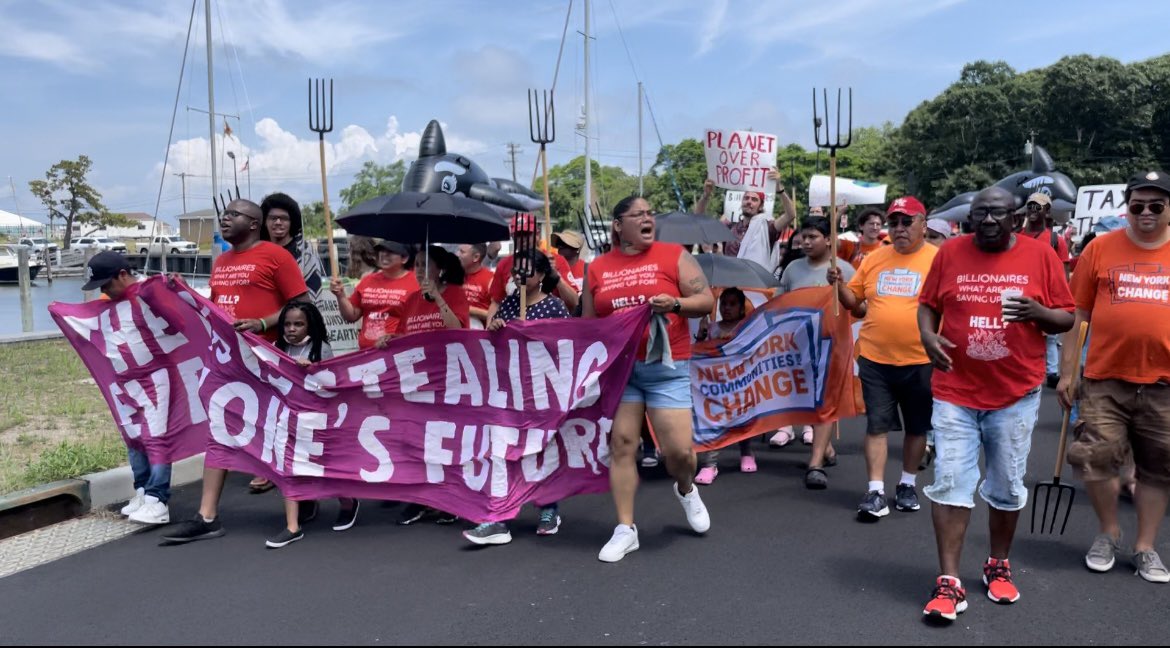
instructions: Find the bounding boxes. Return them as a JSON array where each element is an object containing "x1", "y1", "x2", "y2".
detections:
[{"x1": 671, "y1": 299, "x2": 682, "y2": 314}]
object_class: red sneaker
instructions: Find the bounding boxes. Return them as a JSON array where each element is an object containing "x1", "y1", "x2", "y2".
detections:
[
  {"x1": 983, "y1": 558, "x2": 1021, "y2": 604},
  {"x1": 923, "y1": 576, "x2": 967, "y2": 622}
]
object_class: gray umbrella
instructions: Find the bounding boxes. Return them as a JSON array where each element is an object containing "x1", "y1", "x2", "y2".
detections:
[
  {"x1": 654, "y1": 211, "x2": 736, "y2": 245},
  {"x1": 337, "y1": 191, "x2": 510, "y2": 244},
  {"x1": 693, "y1": 254, "x2": 780, "y2": 289}
]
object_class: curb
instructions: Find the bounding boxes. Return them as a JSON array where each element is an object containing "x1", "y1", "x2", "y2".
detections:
[
  {"x1": 0, "y1": 454, "x2": 205, "y2": 539},
  {"x1": 0, "y1": 331, "x2": 64, "y2": 344}
]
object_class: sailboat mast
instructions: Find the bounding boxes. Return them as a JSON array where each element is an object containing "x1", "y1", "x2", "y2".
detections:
[
  {"x1": 205, "y1": 0, "x2": 220, "y2": 260},
  {"x1": 637, "y1": 82, "x2": 643, "y2": 196},
  {"x1": 583, "y1": 0, "x2": 591, "y2": 216}
]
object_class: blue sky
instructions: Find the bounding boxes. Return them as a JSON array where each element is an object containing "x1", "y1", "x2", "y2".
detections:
[{"x1": 1, "y1": 0, "x2": 1166, "y2": 225}]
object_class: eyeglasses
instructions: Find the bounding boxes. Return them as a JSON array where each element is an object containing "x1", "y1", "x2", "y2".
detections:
[
  {"x1": 1129, "y1": 202, "x2": 1167, "y2": 216},
  {"x1": 886, "y1": 216, "x2": 917, "y2": 229},
  {"x1": 1026, "y1": 202, "x2": 1046, "y2": 212},
  {"x1": 266, "y1": 214, "x2": 291, "y2": 223},
  {"x1": 970, "y1": 207, "x2": 1012, "y2": 220},
  {"x1": 620, "y1": 209, "x2": 655, "y2": 220},
  {"x1": 223, "y1": 209, "x2": 258, "y2": 221}
]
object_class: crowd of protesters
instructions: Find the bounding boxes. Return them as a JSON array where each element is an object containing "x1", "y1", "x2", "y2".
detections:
[{"x1": 83, "y1": 168, "x2": 1170, "y2": 626}]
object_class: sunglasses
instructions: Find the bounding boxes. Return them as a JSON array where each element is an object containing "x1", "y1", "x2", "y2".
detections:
[
  {"x1": 886, "y1": 215, "x2": 918, "y2": 228},
  {"x1": 1129, "y1": 202, "x2": 1167, "y2": 216},
  {"x1": 1026, "y1": 202, "x2": 1047, "y2": 212},
  {"x1": 970, "y1": 207, "x2": 1012, "y2": 219}
]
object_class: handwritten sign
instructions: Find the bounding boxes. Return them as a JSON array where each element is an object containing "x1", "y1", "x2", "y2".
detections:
[
  {"x1": 704, "y1": 130, "x2": 778, "y2": 192},
  {"x1": 723, "y1": 181, "x2": 777, "y2": 223},
  {"x1": 1073, "y1": 184, "x2": 1126, "y2": 237}
]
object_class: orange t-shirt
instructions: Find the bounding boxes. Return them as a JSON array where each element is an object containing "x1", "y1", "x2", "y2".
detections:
[
  {"x1": 349, "y1": 271, "x2": 419, "y2": 349},
  {"x1": 847, "y1": 243, "x2": 937, "y2": 366},
  {"x1": 396, "y1": 284, "x2": 471, "y2": 335},
  {"x1": 587, "y1": 242, "x2": 690, "y2": 361},
  {"x1": 838, "y1": 239, "x2": 888, "y2": 267},
  {"x1": 462, "y1": 266, "x2": 494, "y2": 312},
  {"x1": 1072, "y1": 230, "x2": 1170, "y2": 384}
]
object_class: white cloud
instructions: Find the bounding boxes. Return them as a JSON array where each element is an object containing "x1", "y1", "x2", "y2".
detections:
[{"x1": 695, "y1": 0, "x2": 730, "y2": 57}]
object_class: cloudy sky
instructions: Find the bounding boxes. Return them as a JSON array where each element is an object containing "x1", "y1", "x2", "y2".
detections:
[{"x1": 1, "y1": 0, "x2": 1165, "y2": 224}]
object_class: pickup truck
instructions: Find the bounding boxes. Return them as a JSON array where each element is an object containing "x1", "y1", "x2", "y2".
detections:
[
  {"x1": 137, "y1": 236, "x2": 199, "y2": 255},
  {"x1": 74, "y1": 236, "x2": 128, "y2": 253},
  {"x1": 18, "y1": 237, "x2": 59, "y2": 265}
]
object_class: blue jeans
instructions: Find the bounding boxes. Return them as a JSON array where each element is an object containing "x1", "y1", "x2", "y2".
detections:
[
  {"x1": 924, "y1": 389, "x2": 1042, "y2": 511},
  {"x1": 128, "y1": 447, "x2": 172, "y2": 504},
  {"x1": 621, "y1": 360, "x2": 693, "y2": 409},
  {"x1": 1045, "y1": 334, "x2": 1061, "y2": 376}
]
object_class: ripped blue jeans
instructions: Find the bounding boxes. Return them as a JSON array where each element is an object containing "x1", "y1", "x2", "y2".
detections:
[{"x1": 923, "y1": 388, "x2": 1042, "y2": 511}]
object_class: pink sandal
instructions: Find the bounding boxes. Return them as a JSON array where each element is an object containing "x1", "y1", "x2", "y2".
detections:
[
  {"x1": 801, "y1": 426, "x2": 815, "y2": 445},
  {"x1": 740, "y1": 456, "x2": 758, "y2": 473},
  {"x1": 695, "y1": 465, "x2": 719, "y2": 485}
]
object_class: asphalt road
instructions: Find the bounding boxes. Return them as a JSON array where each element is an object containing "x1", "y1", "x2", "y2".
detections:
[{"x1": 2, "y1": 388, "x2": 1168, "y2": 645}]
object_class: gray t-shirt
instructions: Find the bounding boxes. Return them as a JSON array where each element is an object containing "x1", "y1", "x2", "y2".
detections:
[{"x1": 778, "y1": 257, "x2": 855, "y2": 294}]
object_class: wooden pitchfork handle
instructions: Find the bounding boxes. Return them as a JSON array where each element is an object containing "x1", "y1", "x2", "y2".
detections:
[
  {"x1": 317, "y1": 136, "x2": 338, "y2": 282},
  {"x1": 1052, "y1": 321, "x2": 1089, "y2": 479}
]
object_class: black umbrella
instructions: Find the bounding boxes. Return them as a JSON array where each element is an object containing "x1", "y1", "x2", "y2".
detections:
[
  {"x1": 693, "y1": 254, "x2": 780, "y2": 289},
  {"x1": 654, "y1": 211, "x2": 736, "y2": 245},
  {"x1": 336, "y1": 192, "x2": 511, "y2": 244}
]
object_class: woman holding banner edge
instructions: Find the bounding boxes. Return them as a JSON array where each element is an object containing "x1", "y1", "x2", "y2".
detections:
[{"x1": 583, "y1": 195, "x2": 716, "y2": 563}]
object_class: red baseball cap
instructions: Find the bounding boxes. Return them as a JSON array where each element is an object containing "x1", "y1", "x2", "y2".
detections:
[
  {"x1": 886, "y1": 196, "x2": 926, "y2": 217},
  {"x1": 744, "y1": 191, "x2": 766, "y2": 202},
  {"x1": 510, "y1": 212, "x2": 537, "y2": 234}
]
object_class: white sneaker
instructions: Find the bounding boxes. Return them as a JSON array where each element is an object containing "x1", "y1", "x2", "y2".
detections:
[
  {"x1": 598, "y1": 524, "x2": 640, "y2": 563},
  {"x1": 675, "y1": 483, "x2": 710, "y2": 533},
  {"x1": 120, "y1": 488, "x2": 146, "y2": 516},
  {"x1": 128, "y1": 496, "x2": 170, "y2": 525}
]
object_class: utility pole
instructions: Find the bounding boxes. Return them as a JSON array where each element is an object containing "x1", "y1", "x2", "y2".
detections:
[
  {"x1": 173, "y1": 172, "x2": 189, "y2": 216},
  {"x1": 504, "y1": 143, "x2": 523, "y2": 183}
]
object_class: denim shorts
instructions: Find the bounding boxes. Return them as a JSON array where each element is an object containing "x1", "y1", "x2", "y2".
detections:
[
  {"x1": 621, "y1": 360, "x2": 693, "y2": 410},
  {"x1": 923, "y1": 388, "x2": 1041, "y2": 511}
]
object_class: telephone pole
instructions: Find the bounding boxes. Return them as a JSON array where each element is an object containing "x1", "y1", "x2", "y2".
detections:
[{"x1": 504, "y1": 143, "x2": 523, "y2": 182}]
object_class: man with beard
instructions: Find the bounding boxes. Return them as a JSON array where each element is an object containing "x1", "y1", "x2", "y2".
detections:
[
  {"x1": 917, "y1": 186, "x2": 1073, "y2": 623},
  {"x1": 696, "y1": 174, "x2": 797, "y2": 271},
  {"x1": 161, "y1": 198, "x2": 309, "y2": 544}
]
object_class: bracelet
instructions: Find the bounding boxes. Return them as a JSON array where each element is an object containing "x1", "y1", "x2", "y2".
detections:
[{"x1": 259, "y1": 318, "x2": 267, "y2": 333}]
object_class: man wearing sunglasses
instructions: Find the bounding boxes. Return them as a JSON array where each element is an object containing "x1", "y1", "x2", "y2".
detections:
[
  {"x1": 1020, "y1": 192, "x2": 1071, "y2": 387},
  {"x1": 917, "y1": 186, "x2": 1074, "y2": 622},
  {"x1": 1062, "y1": 170, "x2": 1170, "y2": 584},
  {"x1": 829, "y1": 197, "x2": 937, "y2": 521}
]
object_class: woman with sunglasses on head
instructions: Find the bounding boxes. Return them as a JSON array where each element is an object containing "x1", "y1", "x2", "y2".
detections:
[{"x1": 583, "y1": 196, "x2": 715, "y2": 563}]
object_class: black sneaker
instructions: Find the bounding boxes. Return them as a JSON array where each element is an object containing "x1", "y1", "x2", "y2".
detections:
[
  {"x1": 463, "y1": 522, "x2": 512, "y2": 545},
  {"x1": 895, "y1": 484, "x2": 921, "y2": 512},
  {"x1": 434, "y1": 510, "x2": 459, "y2": 525},
  {"x1": 857, "y1": 490, "x2": 890, "y2": 521},
  {"x1": 398, "y1": 504, "x2": 428, "y2": 526},
  {"x1": 298, "y1": 500, "x2": 319, "y2": 524},
  {"x1": 265, "y1": 527, "x2": 304, "y2": 549},
  {"x1": 333, "y1": 500, "x2": 360, "y2": 532},
  {"x1": 536, "y1": 507, "x2": 561, "y2": 536},
  {"x1": 160, "y1": 514, "x2": 225, "y2": 545}
]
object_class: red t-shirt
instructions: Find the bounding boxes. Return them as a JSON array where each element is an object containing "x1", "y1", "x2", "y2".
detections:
[
  {"x1": 587, "y1": 242, "x2": 690, "y2": 361},
  {"x1": 489, "y1": 253, "x2": 574, "y2": 304},
  {"x1": 919, "y1": 234, "x2": 1074, "y2": 409},
  {"x1": 1022, "y1": 227, "x2": 1071, "y2": 264},
  {"x1": 462, "y1": 266, "x2": 495, "y2": 312},
  {"x1": 396, "y1": 284, "x2": 471, "y2": 335},
  {"x1": 349, "y1": 271, "x2": 419, "y2": 349},
  {"x1": 565, "y1": 258, "x2": 586, "y2": 293},
  {"x1": 209, "y1": 241, "x2": 308, "y2": 342}
]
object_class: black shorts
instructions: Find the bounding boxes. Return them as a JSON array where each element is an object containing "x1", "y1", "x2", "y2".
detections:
[{"x1": 858, "y1": 356, "x2": 933, "y2": 437}]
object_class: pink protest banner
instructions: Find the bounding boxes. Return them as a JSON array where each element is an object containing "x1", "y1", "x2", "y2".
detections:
[
  {"x1": 49, "y1": 277, "x2": 650, "y2": 522},
  {"x1": 703, "y1": 129, "x2": 778, "y2": 192}
]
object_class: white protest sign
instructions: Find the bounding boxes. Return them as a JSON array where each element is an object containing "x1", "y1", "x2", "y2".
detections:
[
  {"x1": 808, "y1": 175, "x2": 887, "y2": 207},
  {"x1": 1073, "y1": 184, "x2": 1126, "y2": 237},
  {"x1": 317, "y1": 291, "x2": 360, "y2": 354},
  {"x1": 723, "y1": 179, "x2": 777, "y2": 222},
  {"x1": 704, "y1": 130, "x2": 778, "y2": 192}
]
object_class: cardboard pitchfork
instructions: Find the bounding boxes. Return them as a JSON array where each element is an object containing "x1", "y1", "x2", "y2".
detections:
[
  {"x1": 812, "y1": 87, "x2": 853, "y2": 317},
  {"x1": 528, "y1": 89, "x2": 556, "y2": 249},
  {"x1": 513, "y1": 216, "x2": 536, "y2": 321},
  {"x1": 309, "y1": 78, "x2": 339, "y2": 281},
  {"x1": 1031, "y1": 320, "x2": 1089, "y2": 535}
]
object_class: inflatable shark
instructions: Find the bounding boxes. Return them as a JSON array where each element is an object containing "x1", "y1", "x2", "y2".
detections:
[
  {"x1": 931, "y1": 145, "x2": 1077, "y2": 224},
  {"x1": 401, "y1": 120, "x2": 544, "y2": 215}
]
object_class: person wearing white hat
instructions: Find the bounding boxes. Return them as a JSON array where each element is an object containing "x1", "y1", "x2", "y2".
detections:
[{"x1": 925, "y1": 219, "x2": 952, "y2": 246}]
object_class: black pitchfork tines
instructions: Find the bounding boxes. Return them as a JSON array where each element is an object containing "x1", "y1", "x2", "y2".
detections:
[
  {"x1": 579, "y1": 203, "x2": 611, "y2": 254},
  {"x1": 309, "y1": 78, "x2": 334, "y2": 139},
  {"x1": 513, "y1": 218, "x2": 536, "y2": 280},
  {"x1": 1031, "y1": 471, "x2": 1076, "y2": 535},
  {"x1": 212, "y1": 187, "x2": 242, "y2": 217},
  {"x1": 812, "y1": 87, "x2": 853, "y2": 153},
  {"x1": 528, "y1": 89, "x2": 555, "y2": 146}
]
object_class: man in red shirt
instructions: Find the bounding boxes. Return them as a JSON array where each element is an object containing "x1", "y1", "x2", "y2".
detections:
[
  {"x1": 486, "y1": 213, "x2": 578, "y2": 320},
  {"x1": 162, "y1": 198, "x2": 309, "y2": 545},
  {"x1": 1019, "y1": 192, "x2": 1071, "y2": 386},
  {"x1": 457, "y1": 242, "x2": 494, "y2": 328},
  {"x1": 917, "y1": 186, "x2": 1074, "y2": 623}
]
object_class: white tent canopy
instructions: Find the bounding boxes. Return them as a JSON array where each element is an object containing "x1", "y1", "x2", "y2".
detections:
[{"x1": 0, "y1": 209, "x2": 48, "y2": 236}]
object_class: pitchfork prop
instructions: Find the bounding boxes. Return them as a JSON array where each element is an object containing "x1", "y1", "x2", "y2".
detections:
[
  {"x1": 528, "y1": 89, "x2": 556, "y2": 249},
  {"x1": 812, "y1": 87, "x2": 853, "y2": 316},
  {"x1": 579, "y1": 203, "x2": 611, "y2": 255},
  {"x1": 513, "y1": 220, "x2": 537, "y2": 321},
  {"x1": 309, "y1": 78, "x2": 339, "y2": 281},
  {"x1": 1031, "y1": 321, "x2": 1089, "y2": 535}
]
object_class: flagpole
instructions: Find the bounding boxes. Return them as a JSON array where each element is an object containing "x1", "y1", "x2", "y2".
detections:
[
  {"x1": 246, "y1": 158, "x2": 251, "y2": 199},
  {"x1": 205, "y1": 0, "x2": 220, "y2": 262}
]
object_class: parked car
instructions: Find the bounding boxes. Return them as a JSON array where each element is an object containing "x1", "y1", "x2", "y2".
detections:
[
  {"x1": 18, "y1": 237, "x2": 59, "y2": 265},
  {"x1": 137, "y1": 235, "x2": 199, "y2": 255},
  {"x1": 74, "y1": 236, "x2": 128, "y2": 253}
]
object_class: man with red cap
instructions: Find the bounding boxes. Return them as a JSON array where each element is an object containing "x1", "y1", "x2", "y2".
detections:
[
  {"x1": 830, "y1": 196, "x2": 937, "y2": 521},
  {"x1": 485, "y1": 213, "x2": 578, "y2": 322}
]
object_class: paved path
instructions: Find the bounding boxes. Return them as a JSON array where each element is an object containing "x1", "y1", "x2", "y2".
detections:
[{"x1": 2, "y1": 390, "x2": 1168, "y2": 645}]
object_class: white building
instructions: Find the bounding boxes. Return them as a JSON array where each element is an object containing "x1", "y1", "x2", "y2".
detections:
[
  {"x1": 0, "y1": 209, "x2": 48, "y2": 238},
  {"x1": 71, "y1": 212, "x2": 173, "y2": 240}
]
